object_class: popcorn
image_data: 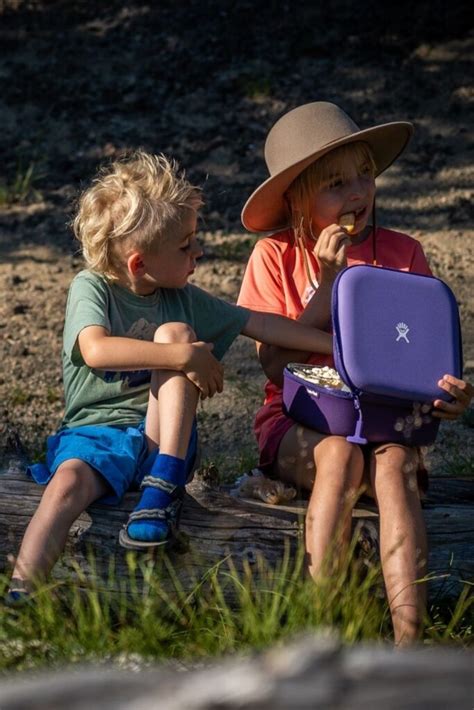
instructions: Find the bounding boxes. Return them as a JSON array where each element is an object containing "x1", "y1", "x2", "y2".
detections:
[
  {"x1": 339, "y1": 212, "x2": 355, "y2": 233},
  {"x1": 288, "y1": 364, "x2": 350, "y2": 391}
]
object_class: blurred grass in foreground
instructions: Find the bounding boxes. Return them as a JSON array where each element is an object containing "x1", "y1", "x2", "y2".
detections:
[{"x1": 0, "y1": 539, "x2": 472, "y2": 673}]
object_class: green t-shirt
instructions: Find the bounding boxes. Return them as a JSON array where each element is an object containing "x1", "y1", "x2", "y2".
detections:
[{"x1": 61, "y1": 270, "x2": 250, "y2": 429}]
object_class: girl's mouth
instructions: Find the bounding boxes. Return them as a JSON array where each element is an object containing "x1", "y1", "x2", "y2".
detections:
[
  {"x1": 351, "y1": 206, "x2": 368, "y2": 228},
  {"x1": 339, "y1": 206, "x2": 367, "y2": 232},
  {"x1": 340, "y1": 206, "x2": 366, "y2": 221}
]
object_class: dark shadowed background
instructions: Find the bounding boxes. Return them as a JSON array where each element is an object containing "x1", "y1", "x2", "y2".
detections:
[{"x1": 0, "y1": 0, "x2": 472, "y2": 475}]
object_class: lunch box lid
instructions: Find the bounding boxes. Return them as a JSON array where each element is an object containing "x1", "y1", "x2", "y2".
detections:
[{"x1": 331, "y1": 265, "x2": 463, "y2": 403}]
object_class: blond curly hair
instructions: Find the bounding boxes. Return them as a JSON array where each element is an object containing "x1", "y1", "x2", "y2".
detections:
[{"x1": 73, "y1": 151, "x2": 203, "y2": 279}]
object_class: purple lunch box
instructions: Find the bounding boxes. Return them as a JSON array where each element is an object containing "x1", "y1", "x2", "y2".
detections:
[{"x1": 283, "y1": 264, "x2": 463, "y2": 446}]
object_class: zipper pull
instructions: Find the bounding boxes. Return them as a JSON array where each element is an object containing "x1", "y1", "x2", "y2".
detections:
[{"x1": 346, "y1": 393, "x2": 368, "y2": 445}]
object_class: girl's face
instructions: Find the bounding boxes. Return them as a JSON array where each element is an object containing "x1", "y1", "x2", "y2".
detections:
[{"x1": 310, "y1": 151, "x2": 376, "y2": 237}]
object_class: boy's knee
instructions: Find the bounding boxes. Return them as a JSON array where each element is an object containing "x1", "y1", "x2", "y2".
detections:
[
  {"x1": 47, "y1": 467, "x2": 82, "y2": 505},
  {"x1": 47, "y1": 463, "x2": 97, "y2": 509},
  {"x1": 153, "y1": 322, "x2": 196, "y2": 344}
]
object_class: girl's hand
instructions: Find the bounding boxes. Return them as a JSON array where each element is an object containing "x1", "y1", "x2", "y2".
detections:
[
  {"x1": 182, "y1": 341, "x2": 224, "y2": 400},
  {"x1": 432, "y1": 374, "x2": 473, "y2": 420},
  {"x1": 313, "y1": 223, "x2": 351, "y2": 283}
]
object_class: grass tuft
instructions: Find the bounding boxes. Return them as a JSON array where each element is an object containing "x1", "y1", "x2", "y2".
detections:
[
  {"x1": 0, "y1": 540, "x2": 472, "y2": 673},
  {"x1": 0, "y1": 161, "x2": 44, "y2": 206}
]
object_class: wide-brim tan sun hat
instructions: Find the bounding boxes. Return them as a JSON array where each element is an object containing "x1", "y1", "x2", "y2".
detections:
[{"x1": 241, "y1": 101, "x2": 414, "y2": 233}]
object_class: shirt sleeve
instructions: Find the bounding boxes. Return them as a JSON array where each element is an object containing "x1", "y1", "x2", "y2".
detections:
[
  {"x1": 237, "y1": 239, "x2": 288, "y2": 316},
  {"x1": 410, "y1": 241, "x2": 433, "y2": 276},
  {"x1": 63, "y1": 271, "x2": 111, "y2": 360},
  {"x1": 187, "y1": 285, "x2": 251, "y2": 361}
]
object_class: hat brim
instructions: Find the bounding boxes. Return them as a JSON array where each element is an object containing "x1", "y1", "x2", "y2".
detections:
[{"x1": 241, "y1": 121, "x2": 414, "y2": 233}]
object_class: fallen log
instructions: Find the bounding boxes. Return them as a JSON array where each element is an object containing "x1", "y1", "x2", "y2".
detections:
[
  {"x1": 0, "y1": 460, "x2": 306, "y2": 592},
  {"x1": 0, "y1": 459, "x2": 472, "y2": 597},
  {"x1": 0, "y1": 634, "x2": 472, "y2": 709}
]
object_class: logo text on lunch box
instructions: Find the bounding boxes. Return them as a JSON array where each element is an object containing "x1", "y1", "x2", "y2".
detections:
[{"x1": 395, "y1": 322, "x2": 410, "y2": 343}]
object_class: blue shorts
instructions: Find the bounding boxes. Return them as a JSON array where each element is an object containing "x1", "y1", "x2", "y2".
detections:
[{"x1": 27, "y1": 421, "x2": 199, "y2": 506}]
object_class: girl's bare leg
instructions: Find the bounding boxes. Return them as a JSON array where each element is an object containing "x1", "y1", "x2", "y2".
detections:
[
  {"x1": 277, "y1": 426, "x2": 364, "y2": 578},
  {"x1": 370, "y1": 444, "x2": 427, "y2": 646},
  {"x1": 10, "y1": 459, "x2": 110, "y2": 591}
]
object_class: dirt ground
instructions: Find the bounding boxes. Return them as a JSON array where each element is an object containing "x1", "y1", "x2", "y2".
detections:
[{"x1": 0, "y1": 1, "x2": 473, "y2": 478}]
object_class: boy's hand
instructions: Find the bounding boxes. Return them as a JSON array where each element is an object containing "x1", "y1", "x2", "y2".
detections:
[
  {"x1": 182, "y1": 341, "x2": 224, "y2": 399},
  {"x1": 313, "y1": 224, "x2": 351, "y2": 282},
  {"x1": 432, "y1": 374, "x2": 473, "y2": 420}
]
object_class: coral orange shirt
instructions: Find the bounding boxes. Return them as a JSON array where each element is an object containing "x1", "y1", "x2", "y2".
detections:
[{"x1": 237, "y1": 227, "x2": 432, "y2": 464}]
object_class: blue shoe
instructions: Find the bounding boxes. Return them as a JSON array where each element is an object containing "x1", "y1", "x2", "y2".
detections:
[
  {"x1": 119, "y1": 475, "x2": 185, "y2": 550},
  {"x1": 4, "y1": 588, "x2": 31, "y2": 607}
]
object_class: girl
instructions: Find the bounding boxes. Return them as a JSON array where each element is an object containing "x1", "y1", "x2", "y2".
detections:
[{"x1": 237, "y1": 101, "x2": 473, "y2": 645}]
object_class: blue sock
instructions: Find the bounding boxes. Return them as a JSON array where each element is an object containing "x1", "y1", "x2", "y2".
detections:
[
  {"x1": 127, "y1": 453, "x2": 186, "y2": 542},
  {"x1": 5, "y1": 588, "x2": 30, "y2": 607}
]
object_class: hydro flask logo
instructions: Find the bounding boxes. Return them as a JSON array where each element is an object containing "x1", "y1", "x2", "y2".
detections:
[{"x1": 396, "y1": 322, "x2": 410, "y2": 343}]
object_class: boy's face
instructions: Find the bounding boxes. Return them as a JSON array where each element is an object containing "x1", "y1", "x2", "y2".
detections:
[
  {"x1": 143, "y1": 210, "x2": 203, "y2": 290},
  {"x1": 310, "y1": 155, "x2": 375, "y2": 237}
]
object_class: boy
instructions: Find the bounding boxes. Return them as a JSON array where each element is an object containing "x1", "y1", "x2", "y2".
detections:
[{"x1": 8, "y1": 151, "x2": 332, "y2": 597}]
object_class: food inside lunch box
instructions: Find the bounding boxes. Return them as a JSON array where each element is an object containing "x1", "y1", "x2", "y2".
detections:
[{"x1": 287, "y1": 364, "x2": 351, "y2": 392}]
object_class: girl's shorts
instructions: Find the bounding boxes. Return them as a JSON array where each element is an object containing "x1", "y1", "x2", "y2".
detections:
[
  {"x1": 27, "y1": 421, "x2": 199, "y2": 505},
  {"x1": 259, "y1": 415, "x2": 428, "y2": 493}
]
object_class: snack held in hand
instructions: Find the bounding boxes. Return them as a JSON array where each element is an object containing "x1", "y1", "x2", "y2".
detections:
[{"x1": 339, "y1": 212, "x2": 355, "y2": 233}]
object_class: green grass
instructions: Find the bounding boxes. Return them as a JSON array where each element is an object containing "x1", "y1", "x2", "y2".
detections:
[
  {"x1": 9, "y1": 386, "x2": 31, "y2": 406},
  {"x1": 1, "y1": 542, "x2": 472, "y2": 673},
  {"x1": 438, "y1": 450, "x2": 474, "y2": 477},
  {"x1": 46, "y1": 387, "x2": 61, "y2": 404},
  {"x1": 0, "y1": 161, "x2": 43, "y2": 206},
  {"x1": 197, "y1": 446, "x2": 259, "y2": 483},
  {"x1": 239, "y1": 74, "x2": 272, "y2": 99}
]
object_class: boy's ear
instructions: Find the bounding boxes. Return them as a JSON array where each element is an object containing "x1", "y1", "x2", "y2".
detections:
[{"x1": 127, "y1": 251, "x2": 146, "y2": 277}]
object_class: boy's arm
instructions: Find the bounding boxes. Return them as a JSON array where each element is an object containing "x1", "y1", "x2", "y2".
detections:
[
  {"x1": 78, "y1": 325, "x2": 223, "y2": 399},
  {"x1": 241, "y1": 311, "x2": 332, "y2": 388},
  {"x1": 255, "y1": 280, "x2": 335, "y2": 386}
]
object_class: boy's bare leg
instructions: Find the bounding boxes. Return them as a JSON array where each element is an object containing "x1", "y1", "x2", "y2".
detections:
[
  {"x1": 10, "y1": 459, "x2": 110, "y2": 591},
  {"x1": 145, "y1": 322, "x2": 200, "y2": 456},
  {"x1": 370, "y1": 444, "x2": 427, "y2": 646},
  {"x1": 125, "y1": 323, "x2": 200, "y2": 544},
  {"x1": 277, "y1": 427, "x2": 364, "y2": 578}
]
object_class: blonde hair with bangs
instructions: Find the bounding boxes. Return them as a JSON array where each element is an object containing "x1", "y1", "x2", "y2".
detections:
[
  {"x1": 285, "y1": 141, "x2": 376, "y2": 239},
  {"x1": 73, "y1": 151, "x2": 203, "y2": 280}
]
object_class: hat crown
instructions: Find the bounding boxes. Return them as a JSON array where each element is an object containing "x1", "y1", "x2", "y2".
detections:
[{"x1": 264, "y1": 102, "x2": 361, "y2": 176}]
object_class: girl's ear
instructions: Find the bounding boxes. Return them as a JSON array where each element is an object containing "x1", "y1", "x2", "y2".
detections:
[{"x1": 127, "y1": 251, "x2": 146, "y2": 277}]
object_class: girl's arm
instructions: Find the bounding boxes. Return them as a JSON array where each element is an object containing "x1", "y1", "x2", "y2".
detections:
[
  {"x1": 78, "y1": 325, "x2": 224, "y2": 398},
  {"x1": 256, "y1": 225, "x2": 349, "y2": 386},
  {"x1": 432, "y1": 374, "x2": 473, "y2": 420}
]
